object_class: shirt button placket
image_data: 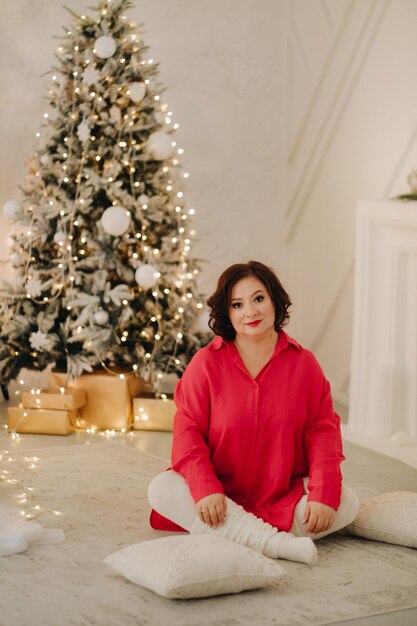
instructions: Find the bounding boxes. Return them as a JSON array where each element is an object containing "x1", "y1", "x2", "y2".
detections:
[{"x1": 247, "y1": 381, "x2": 260, "y2": 497}]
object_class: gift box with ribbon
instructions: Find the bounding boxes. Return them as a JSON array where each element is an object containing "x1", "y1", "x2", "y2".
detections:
[
  {"x1": 49, "y1": 371, "x2": 148, "y2": 431},
  {"x1": 22, "y1": 388, "x2": 86, "y2": 411},
  {"x1": 7, "y1": 406, "x2": 75, "y2": 436},
  {"x1": 132, "y1": 394, "x2": 176, "y2": 432}
]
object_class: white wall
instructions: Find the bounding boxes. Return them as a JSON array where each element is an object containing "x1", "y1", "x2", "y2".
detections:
[
  {"x1": 284, "y1": 0, "x2": 417, "y2": 405},
  {"x1": 4, "y1": 0, "x2": 416, "y2": 407},
  {"x1": 0, "y1": 0, "x2": 287, "y2": 296}
]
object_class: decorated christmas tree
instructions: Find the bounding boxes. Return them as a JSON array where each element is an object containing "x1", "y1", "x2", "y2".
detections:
[{"x1": 0, "y1": 0, "x2": 207, "y2": 395}]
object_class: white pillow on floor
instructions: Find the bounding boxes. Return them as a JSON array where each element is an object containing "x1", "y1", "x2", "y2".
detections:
[
  {"x1": 104, "y1": 534, "x2": 287, "y2": 599},
  {"x1": 345, "y1": 491, "x2": 417, "y2": 549}
]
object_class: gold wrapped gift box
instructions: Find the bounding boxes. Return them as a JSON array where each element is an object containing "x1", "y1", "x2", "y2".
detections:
[
  {"x1": 49, "y1": 371, "x2": 147, "y2": 431},
  {"x1": 133, "y1": 395, "x2": 176, "y2": 432},
  {"x1": 22, "y1": 388, "x2": 86, "y2": 411},
  {"x1": 7, "y1": 406, "x2": 75, "y2": 436}
]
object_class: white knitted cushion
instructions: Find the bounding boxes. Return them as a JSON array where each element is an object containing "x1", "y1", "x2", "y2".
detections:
[
  {"x1": 104, "y1": 534, "x2": 286, "y2": 599},
  {"x1": 346, "y1": 491, "x2": 417, "y2": 548}
]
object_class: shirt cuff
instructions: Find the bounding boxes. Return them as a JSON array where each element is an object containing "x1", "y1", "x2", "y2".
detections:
[
  {"x1": 307, "y1": 469, "x2": 342, "y2": 510},
  {"x1": 188, "y1": 477, "x2": 225, "y2": 504}
]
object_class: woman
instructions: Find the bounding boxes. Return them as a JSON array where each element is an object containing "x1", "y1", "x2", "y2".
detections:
[{"x1": 148, "y1": 261, "x2": 359, "y2": 566}]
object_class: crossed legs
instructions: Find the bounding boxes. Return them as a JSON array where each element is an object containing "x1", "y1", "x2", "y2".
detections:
[
  {"x1": 148, "y1": 470, "x2": 359, "y2": 539},
  {"x1": 148, "y1": 470, "x2": 319, "y2": 565}
]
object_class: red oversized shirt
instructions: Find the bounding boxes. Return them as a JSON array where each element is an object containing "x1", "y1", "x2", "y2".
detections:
[{"x1": 156, "y1": 331, "x2": 345, "y2": 533}]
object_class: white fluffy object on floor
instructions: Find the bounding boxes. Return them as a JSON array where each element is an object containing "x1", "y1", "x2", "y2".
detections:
[{"x1": 0, "y1": 503, "x2": 65, "y2": 556}]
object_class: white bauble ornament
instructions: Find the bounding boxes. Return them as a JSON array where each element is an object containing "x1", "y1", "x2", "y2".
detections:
[
  {"x1": 53, "y1": 230, "x2": 66, "y2": 245},
  {"x1": 94, "y1": 309, "x2": 109, "y2": 325},
  {"x1": 3, "y1": 199, "x2": 21, "y2": 221},
  {"x1": 110, "y1": 105, "x2": 121, "y2": 124},
  {"x1": 147, "y1": 132, "x2": 174, "y2": 160},
  {"x1": 77, "y1": 121, "x2": 90, "y2": 143},
  {"x1": 40, "y1": 153, "x2": 49, "y2": 166},
  {"x1": 128, "y1": 81, "x2": 146, "y2": 103},
  {"x1": 101, "y1": 206, "x2": 131, "y2": 236},
  {"x1": 196, "y1": 309, "x2": 210, "y2": 333},
  {"x1": 94, "y1": 35, "x2": 117, "y2": 59},
  {"x1": 11, "y1": 252, "x2": 22, "y2": 267},
  {"x1": 138, "y1": 194, "x2": 149, "y2": 205},
  {"x1": 135, "y1": 264, "x2": 158, "y2": 289}
]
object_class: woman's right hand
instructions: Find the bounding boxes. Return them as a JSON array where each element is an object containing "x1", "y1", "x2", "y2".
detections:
[{"x1": 196, "y1": 493, "x2": 227, "y2": 528}]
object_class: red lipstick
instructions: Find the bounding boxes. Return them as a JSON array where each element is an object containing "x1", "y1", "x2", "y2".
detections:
[{"x1": 246, "y1": 320, "x2": 261, "y2": 327}]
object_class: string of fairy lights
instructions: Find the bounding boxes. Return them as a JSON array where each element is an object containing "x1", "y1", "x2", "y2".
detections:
[
  {"x1": 0, "y1": 1, "x2": 211, "y2": 533},
  {"x1": 2, "y1": 378, "x2": 160, "y2": 522},
  {"x1": 2, "y1": 0, "x2": 209, "y2": 396},
  {"x1": 0, "y1": 445, "x2": 63, "y2": 520}
]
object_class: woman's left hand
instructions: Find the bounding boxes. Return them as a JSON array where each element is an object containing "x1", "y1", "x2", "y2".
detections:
[{"x1": 302, "y1": 501, "x2": 336, "y2": 534}]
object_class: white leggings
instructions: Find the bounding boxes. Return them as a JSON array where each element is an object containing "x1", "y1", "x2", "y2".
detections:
[{"x1": 148, "y1": 470, "x2": 360, "y2": 540}]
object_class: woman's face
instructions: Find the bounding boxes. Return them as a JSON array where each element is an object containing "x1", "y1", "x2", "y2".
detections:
[{"x1": 228, "y1": 275, "x2": 276, "y2": 340}]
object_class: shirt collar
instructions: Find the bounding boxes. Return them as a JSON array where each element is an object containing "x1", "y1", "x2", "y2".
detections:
[
  {"x1": 209, "y1": 330, "x2": 302, "y2": 353},
  {"x1": 210, "y1": 335, "x2": 226, "y2": 350}
]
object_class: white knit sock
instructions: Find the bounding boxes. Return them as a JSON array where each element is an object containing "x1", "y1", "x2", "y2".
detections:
[
  {"x1": 190, "y1": 498, "x2": 318, "y2": 566},
  {"x1": 264, "y1": 533, "x2": 318, "y2": 566}
]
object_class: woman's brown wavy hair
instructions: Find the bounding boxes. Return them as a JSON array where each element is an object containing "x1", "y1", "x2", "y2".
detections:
[{"x1": 207, "y1": 260, "x2": 292, "y2": 340}]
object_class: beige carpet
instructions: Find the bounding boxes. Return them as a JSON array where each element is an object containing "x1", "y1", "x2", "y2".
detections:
[{"x1": 0, "y1": 442, "x2": 416, "y2": 626}]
